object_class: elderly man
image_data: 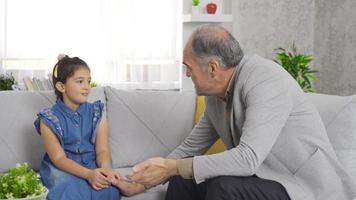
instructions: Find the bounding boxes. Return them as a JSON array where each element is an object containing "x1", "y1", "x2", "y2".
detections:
[{"x1": 115, "y1": 25, "x2": 356, "y2": 200}]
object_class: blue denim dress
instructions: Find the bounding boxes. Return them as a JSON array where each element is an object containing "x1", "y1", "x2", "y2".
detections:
[{"x1": 34, "y1": 100, "x2": 121, "y2": 200}]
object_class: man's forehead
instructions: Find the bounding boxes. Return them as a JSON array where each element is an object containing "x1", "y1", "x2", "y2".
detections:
[
  {"x1": 183, "y1": 40, "x2": 193, "y2": 52},
  {"x1": 183, "y1": 44, "x2": 193, "y2": 59},
  {"x1": 182, "y1": 49, "x2": 188, "y2": 62},
  {"x1": 182, "y1": 51, "x2": 191, "y2": 64}
]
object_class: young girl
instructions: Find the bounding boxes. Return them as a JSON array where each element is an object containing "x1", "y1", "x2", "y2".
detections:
[{"x1": 34, "y1": 55, "x2": 121, "y2": 200}]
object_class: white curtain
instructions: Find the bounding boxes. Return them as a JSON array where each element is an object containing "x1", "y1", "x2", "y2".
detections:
[{"x1": 0, "y1": 0, "x2": 182, "y2": 89}]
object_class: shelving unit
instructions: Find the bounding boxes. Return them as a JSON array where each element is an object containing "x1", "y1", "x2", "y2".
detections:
[{"x1": 183, "y1": 14, "x2": 232, "y2": 23}]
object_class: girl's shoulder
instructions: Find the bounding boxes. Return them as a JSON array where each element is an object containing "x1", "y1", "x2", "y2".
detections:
[
  {"x1": 87, "y1": 100, "x2": 104, "y2": 106},
  {"x1": 90, "y1": 101, "x2": 105, "y2": 121},
  {"x1": 87, "y1": 100, "x2": 105, "y2": 112},
  {"x1": 34, "y1": 106, "x2": 64, "y2": 138},
  {"x1": 35, "y1": 102, "x2": 65, "y2": 129},
  {"x1": 37, "y1": 106, "x2": 58, "y2": 120}
]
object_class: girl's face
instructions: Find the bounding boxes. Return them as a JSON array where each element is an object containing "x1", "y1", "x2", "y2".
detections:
[{"x1": 59, "y1": 67, "x2": 91, "y2": 110}]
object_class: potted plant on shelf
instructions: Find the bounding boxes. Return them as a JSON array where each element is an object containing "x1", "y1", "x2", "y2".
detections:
[
  {"x1": 0, "y1": 163, "x2": 48, "y2": 200},
  {"x1": 274, "y1": 43, "x2": 318, "y2": 92},
  {"x1": 0, "y1": 73, "x2": 17, "y2": 91},
  {"x1": 191, "y1": 0, "x2": 200, "y2": 15}
]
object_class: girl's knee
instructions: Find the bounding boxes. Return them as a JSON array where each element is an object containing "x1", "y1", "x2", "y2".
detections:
[
  {"x1": 93, "y1": 186, "x2": 121, "y2": 199},
  {"x1": 49, "y1": 167, "x2": 82, "y2": 186}
]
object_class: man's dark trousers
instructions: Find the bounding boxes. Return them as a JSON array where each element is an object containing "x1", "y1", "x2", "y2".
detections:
[{"x1": 165, "y1": 175, "x2": 291, "y2": 200}]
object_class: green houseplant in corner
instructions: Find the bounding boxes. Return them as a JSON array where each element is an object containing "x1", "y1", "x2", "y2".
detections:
[
  {"x1": 0, "y1": 73, "x2": 17, "y2": 91},
  {"x1": 274, "y1": 43, "x2": 318, "y2": 92},
  {"x1": 0, "y1": 163, "x2": 47, "y2": 200}
]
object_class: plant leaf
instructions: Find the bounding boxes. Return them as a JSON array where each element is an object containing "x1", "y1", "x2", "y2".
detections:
[{"x1": 274, "y1": 44, "x2": 317, "y2": 92}]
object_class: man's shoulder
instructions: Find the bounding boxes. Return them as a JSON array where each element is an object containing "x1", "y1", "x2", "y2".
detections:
[
  {"x1": 240, "y1": 54, "x2": 285, "y2": 77},
  {"x1": 237, "y1": 54, "x2": 294, "y2": 92}
]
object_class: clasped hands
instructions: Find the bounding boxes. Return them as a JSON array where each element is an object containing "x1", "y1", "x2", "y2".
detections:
[
  {"x1": 127, "y1": 157, "x2": 178, "y2": 188},
  {"x1": 86, "y1": 157, "x2": 177, "y2": 196}
]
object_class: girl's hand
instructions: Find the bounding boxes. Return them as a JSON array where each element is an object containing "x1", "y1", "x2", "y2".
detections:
[
  {"x1": 112, "y1": 178, "x2": 146, "y2": 197},
  {"x1": 102, "y1": 167, "x2": 120, "y2": 184},
  {"x1": 85, "y1": 168, "x2": 111, "y2": 190}
]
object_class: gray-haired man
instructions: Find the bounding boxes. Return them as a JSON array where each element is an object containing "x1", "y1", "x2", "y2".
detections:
[{"x1": 117, "y1": 25, "x2": 356, "y2": 200}]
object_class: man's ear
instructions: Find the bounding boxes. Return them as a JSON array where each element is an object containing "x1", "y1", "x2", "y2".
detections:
[
  {"x1": 55, "y1": 82, "x2": 65, "y2": 93},
  {"x1": 208, "y1": 59, "x2": 219, "y2": 77}
]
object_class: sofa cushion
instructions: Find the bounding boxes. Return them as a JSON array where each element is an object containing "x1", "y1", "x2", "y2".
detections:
[
  {"x1": 105, "y1": 87, "x2": 195, "y2": 168},
  {"x1": 0, "y1": 87, "x2": 106, "y2": 172},
  {"x1": 307, "y1": 93, "x2": 356, "y2": 180}
]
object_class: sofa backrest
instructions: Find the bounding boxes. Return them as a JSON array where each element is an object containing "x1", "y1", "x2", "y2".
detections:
[
  {"x1": 307, "y1": 93, "x2": 356, "y2": 181},
  {"x1": 105, "y1": 87, "x2": 196, "y2": 168},
  {"x1": 2, "y1": 88, "x2": 353, "y2": 181},
  {"x1": 0, "y1": 87, "x2": 106, "y2": 172},
  {"x1": 0, "y1": 87, "x2": 195, "y2": 172}
]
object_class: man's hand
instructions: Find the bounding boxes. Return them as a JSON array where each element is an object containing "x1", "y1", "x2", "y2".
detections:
[{"x1": 127, "y1": 157, "x2": 179, "y2": 187}]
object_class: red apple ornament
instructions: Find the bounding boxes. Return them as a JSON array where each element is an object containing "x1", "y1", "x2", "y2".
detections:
[{"x1": 207, "y1": 3, "x2": 217, "y2": 14}]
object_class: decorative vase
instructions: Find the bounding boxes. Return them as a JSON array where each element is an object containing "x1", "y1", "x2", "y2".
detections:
[{"x1": 191, "y1": 5, "x2": 200, "y2": 15}]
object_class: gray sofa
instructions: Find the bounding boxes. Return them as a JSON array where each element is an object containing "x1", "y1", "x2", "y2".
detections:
[{"x1": 0, "y1": 86, "x2": 355, "y2": 200}]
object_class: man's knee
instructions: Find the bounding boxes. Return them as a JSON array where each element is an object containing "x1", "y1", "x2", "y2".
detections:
[
  {"x1": 166, "y1": 176, "x2": 200, "y2": 200},
  {"x1": 205, "y1": 176, "x2": 290, "y2": 200},
  {"x1": 168, "y1": 175, "x2": 199, "y2": 190},
  {"x1": 206, "y1": 176, "x2": 245, "y2": 194},
  {"x1": 168, "y1": 175, "x2": 185, "y2": 186}
]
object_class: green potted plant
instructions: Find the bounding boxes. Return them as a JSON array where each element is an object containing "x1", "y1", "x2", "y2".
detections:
[
  {"x1": 0, "y1": 73, "x2": 17, "y2": 91},
  {"x1": 191, "y1": 0, "x2": 200, "y2": 15},
  {"x1": 274, "y1": 43, "x2": 318, "y2": 92},
  {"x1": 0, "y1": 163, "x2": 48, "y2": 200},
  {"x1": 192, "y1": 0, "x2": 199, "y2": 6},
  {"x1": 90, "y1": 81, "x2": 98, "y2": 88}
]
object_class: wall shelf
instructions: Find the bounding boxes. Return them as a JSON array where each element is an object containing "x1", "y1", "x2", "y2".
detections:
[{"x1": 183, "y1": 14, "x2": 232, "y2": 23}]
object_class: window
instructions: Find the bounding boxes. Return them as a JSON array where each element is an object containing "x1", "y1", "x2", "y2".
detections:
[{"x1": 0, "y1": 0, "x2": 182, "y2": 90}]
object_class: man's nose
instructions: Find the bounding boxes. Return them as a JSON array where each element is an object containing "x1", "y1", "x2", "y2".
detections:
[{"x1": 186, "y1": 70, "x2": 192, "y2": 77}]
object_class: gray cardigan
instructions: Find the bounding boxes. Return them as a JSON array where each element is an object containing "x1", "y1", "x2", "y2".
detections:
[{"x1": 168, "y1": 55, "x2": 356, "y2": 200}]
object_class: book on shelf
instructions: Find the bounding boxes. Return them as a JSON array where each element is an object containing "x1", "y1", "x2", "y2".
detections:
[
  {"x1": 44, "y1": 79, "x2": 53, "y2": 90},
  {"x1": 22, "y1": 76, "x2": 53, "y2": 91},
  {"x1": 23, "y1": 77, "x2": 35, "y2": 91},
  {"x1": 31, "y1": 77, "x2": 40, "y2": 90}
]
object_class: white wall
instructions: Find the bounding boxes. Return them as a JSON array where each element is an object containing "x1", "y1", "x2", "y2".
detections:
[
  {"x1": 313, "y1": 0, "x2": 356, "y2": 95},
  {"x1": 232, "y1": 0, "x2": 315, "y2": 59},
  {"x1": 231, "y1": 0, "x2": 356, "y2": 95}
]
